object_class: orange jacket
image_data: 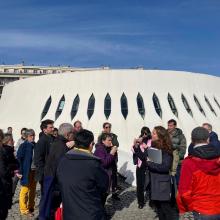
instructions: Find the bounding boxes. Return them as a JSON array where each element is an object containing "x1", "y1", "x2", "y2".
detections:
[{"x1": 177, "y1": 155, "x2": 220, "y2": 215}]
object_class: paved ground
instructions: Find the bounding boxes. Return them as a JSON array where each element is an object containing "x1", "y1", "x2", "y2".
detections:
[{"x1": 7, "y1": 176, "x2": 158, "y2": 220}]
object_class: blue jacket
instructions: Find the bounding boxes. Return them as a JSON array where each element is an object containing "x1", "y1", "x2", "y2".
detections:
[
  {"x1": 209, "y1": 131, "x2": 219, "y2": 144},
  {"x1": 17, "y1": 141, "x2": 35, "y2": 185}
]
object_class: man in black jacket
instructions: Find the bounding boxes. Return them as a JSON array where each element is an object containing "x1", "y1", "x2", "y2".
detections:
[
  {"x1": 39, "y1": 123, "x2": 74, "y2": 220},
  {"x1": 57, "y1": 129, "x2": 109, "y2": 220},
  {"x1": 188, "y1": 123, "x2": 220, "y2": 156},
  {"x1": 202, "y1": 123, "x2": 219, "y2": 143},
  {"x1": 0, "y1": 129, "x2": 8, "y2": 220},
  {"x1": 0, "y1": 130, "x2": 18, "y2": 219},
  {"x1": 0, "y1": 146, "x2": 9, "y2": 220},
  {"x1": 34, "y1": 119, "x2": 54, "y2": 193},
  {"x1": 44, "y1": 123, "x2": 74, "y2": 177}
]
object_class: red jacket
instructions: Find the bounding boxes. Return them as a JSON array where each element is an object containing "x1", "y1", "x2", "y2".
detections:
[{"x1": 177, "y1": 155, "x2": 220, "y2": 215}]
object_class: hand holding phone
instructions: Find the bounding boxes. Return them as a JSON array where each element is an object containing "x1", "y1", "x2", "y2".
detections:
[{"x1": 110, "y1": 146, "x2": 117, "y2": 155}]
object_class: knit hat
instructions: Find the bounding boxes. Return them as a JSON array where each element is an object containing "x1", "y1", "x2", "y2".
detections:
[{"x1": 191, "y1": 127, "x2": 209, "y2": 142}]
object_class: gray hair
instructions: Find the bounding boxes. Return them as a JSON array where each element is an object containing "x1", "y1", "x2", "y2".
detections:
[
  {"x1": 58, "y1": 123, "x2": 73, "y2": 137},
  {"x1": 25, "y1": 129, "x2": 35, "y2": 138},
  {"x1": 2, "y1": 133, "x2": 13, "y2": 145}
]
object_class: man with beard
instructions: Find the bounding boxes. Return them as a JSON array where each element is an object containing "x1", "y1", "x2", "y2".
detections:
[
  {"x1": 167, "y1": 119, "x2": 186, "y2": 185},
  {"x1": 34, "y1": 119, "x2": 54, "y2": 191}
]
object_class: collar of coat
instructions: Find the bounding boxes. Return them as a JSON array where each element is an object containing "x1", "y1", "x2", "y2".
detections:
[
  {"x1": 74, "y1": 147, "x2": 92, "y2": 154},
  {"x1": 66, "y1": 148, "x2": 101, "y2": 161}
]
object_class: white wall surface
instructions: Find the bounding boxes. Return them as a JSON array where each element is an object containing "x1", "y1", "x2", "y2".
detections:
[{"x1": 0, "y1": 69, "x2": 220, "y2": 185}]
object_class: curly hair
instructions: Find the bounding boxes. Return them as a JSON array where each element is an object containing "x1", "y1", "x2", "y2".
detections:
[
  {"x1": 100, "y1": 133, "x2": 112, "y2": 142},
  {"x1": 152, "y1": 126, "x2": 173, "y2": 155}
]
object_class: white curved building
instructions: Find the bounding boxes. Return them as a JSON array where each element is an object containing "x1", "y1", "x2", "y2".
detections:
[{"x1": 0, "y1": 69, "x2": 220, "y2": 184}]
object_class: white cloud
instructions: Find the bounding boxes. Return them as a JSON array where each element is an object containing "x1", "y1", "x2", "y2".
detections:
[{"x1": 0, "y1": 31, "x2": 154, "y2": 57}]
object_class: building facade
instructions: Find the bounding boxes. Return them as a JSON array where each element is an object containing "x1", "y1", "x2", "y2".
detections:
[
  {"x1": 0, "y1": 69, "x2": 219, "y2": 184},
  {"x1": 0, "y1": 64, "x2": 105, "y2": 97}
]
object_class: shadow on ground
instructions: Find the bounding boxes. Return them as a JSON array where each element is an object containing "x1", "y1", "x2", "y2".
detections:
[{"x1": 105, "y1": 176, "x2": 137, "y2": 219}]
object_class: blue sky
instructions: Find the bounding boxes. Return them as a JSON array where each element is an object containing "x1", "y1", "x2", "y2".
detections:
[{"x1": 0, "y1": 0, "x2": 220, "y2": 76}]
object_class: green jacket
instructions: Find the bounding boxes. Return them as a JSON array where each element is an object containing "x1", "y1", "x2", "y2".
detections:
[{"x1": 169, "y1": 128, "x2": 186, "y2": 175}]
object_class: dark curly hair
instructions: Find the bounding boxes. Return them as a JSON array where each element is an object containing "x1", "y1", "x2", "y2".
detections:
[{"x1": 152, "y1": 126, "x2": 173, "y2": 155}]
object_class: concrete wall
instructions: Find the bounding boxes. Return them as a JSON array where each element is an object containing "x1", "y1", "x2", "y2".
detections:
[{"x1": 0, "y1": 69, "x2": 220, "y2": 184}]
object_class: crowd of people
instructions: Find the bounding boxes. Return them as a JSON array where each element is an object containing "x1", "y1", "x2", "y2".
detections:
[{"x1": 0, "y1": 119, "x2": 220, "y2": 220}]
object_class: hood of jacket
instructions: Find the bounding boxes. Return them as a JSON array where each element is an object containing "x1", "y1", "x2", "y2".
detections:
[
  {"x1": 169, "y1": 128, "x2": 183, "y2": 137},
  {"x1": 191, "y1": 143, "x2": 220, "y2": 159},
  {"x1": 190, "y1": 143, "x2": 220, "y2": 175},
  {"x1": 191, "y1": 156, "x2": 220, "y2": 175}
]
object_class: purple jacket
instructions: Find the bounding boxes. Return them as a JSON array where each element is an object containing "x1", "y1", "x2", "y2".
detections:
[{"x1": 94, "y1": 143, "x2": 115, "y2": 170}]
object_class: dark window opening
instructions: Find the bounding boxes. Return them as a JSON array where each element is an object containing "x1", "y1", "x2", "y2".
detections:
[
  {"x1": 104, "y1": 93, "x2": 111, "y2": 119},
  {"x1": 121, "y1": 93, "x2": 128, "y2": 119},
  {"x1": 41, "y1": 96, "x2": 52, "y2": 120},
  {"x1": 168, "y1": 93, "x2": 178, "y2": 117},
  {"x1": 136, "y1": 93, "x2": 145, "y2": 119},
  {"x1": 181, "y1": 94, "x2": 193, "y2": 117},
  {"x1": 204, "y1": 95, "x2": 217, "y2": 116},
  {"x1": 194, "y1": 95, "x2": 206, "y2": 117},
  {"x1": 214, "y1": 97, "x2": 220, "y2": 110},
  {"x1": 71, "y1": 94, "x2": 80, "y2": 120},
  {"x1": 55, "y1": 95, "x2": 65, "y2": 120},
  {"x1": 87, "y1": 94, "x2": 95, "y2": 119},
  {"x1": 152, "y1": 93, "x2": 162, "y2": 118}
]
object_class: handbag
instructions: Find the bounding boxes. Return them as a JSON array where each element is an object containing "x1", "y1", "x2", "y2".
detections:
[{"x1": 150, "y1": 173, "x2": 171, "y2": 201}]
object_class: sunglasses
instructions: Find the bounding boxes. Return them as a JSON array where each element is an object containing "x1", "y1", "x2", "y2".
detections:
[{"x1": 105, "y1": 126, "x2": 111, "y2": 129}]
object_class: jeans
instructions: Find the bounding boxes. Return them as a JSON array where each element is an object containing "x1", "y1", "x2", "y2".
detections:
[{"x1": 193, "y1": 212, "x2": 220, "y2": 220}]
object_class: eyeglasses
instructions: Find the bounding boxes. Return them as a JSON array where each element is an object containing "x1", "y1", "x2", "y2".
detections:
[{"x1": 105, "y1": 126, "x2": 111, "y2": 129}]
